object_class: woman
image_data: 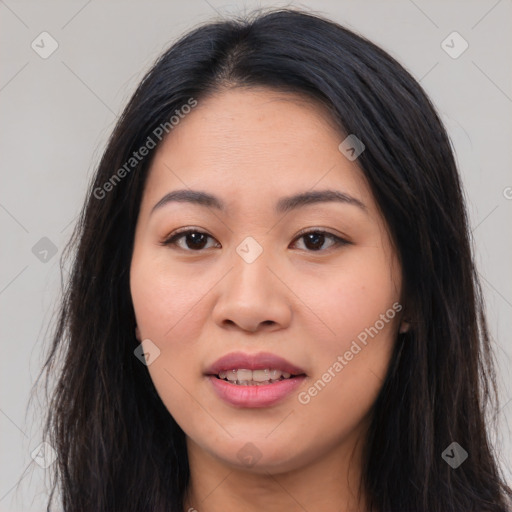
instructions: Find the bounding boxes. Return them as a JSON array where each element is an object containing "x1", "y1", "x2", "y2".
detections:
[{"x1": 39, "y1": 8, "x2": 512, "y2": 511}]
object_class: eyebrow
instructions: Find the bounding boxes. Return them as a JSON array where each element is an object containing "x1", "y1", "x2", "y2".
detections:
[{"x1": 150, "y1": 189, "x2": 367, "y2": 215}]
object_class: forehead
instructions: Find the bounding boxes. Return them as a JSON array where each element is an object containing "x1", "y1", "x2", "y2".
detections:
[
  {"x1": 155, "y1": 87, "x2": 342, "y2": 164},
  {"x1": 141, "y1": 87, "x2": 373, "y2": 215}
]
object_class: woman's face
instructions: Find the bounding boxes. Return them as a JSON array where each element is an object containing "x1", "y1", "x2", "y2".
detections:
[{"x1": 130, "y1": 88, "x2": 404, "y2": 474}]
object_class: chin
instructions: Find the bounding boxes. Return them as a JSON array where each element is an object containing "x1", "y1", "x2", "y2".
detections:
[{"x1": 210, "y1": 436, "x2": 306, "y2": 474}]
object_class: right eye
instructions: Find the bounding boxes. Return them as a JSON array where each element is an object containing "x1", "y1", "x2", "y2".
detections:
[{"x1": 160, "y1": 228, "x2": 220, "y2": 251}]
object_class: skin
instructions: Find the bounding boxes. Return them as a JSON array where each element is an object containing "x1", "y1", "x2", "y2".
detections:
[{"x1": 130, "y1": 87, "x2": 409, "y2": 512}]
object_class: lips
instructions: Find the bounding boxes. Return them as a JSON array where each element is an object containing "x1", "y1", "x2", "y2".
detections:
[{"x1": 204, "y1": 352, "x2": 307, "y2": 408}]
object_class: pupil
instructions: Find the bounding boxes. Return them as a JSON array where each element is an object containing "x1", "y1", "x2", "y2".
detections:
[
  {"x1": 305, "y1": 233, "x2": 324, "y2": 250},
  {"x1": 187, "y1": 233, "x2": 207, "y2": 250}
]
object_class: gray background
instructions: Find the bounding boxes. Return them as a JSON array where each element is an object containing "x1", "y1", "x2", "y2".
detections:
[{"x1": 1, "y1": 1, "x2": 511, "y2": 510}]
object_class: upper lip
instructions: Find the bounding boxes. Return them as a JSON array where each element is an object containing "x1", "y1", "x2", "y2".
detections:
[{"x1": 204, "y1": 351, "x2": 306, "y2": 376}]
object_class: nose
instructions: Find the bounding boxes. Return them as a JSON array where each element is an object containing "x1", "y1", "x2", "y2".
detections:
[{"x1": 211, "y1": 247, "x2": 292, "y2": 333}]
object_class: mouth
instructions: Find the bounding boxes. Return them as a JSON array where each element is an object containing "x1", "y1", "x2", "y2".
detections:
[
  {"x1": 204, "y1": 352, "x2": 307, "y2": 407},
  {"x1": 204, "y1": 351, "x2": 307, "y2": 381}
]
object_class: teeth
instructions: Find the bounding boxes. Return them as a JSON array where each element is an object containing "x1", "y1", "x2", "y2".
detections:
[
  {"x1": 225, "y1": 370, "x2": 237, "y2": 382},
  {"x1": 253, "y1": 369, "x2": 270, "y2": 382},
  {"x1": 217, "y1": 368, "x2": 294, "y2": 384},
  {"x1": 237, "y1": 369, "x2": 252, "y2": 381}
]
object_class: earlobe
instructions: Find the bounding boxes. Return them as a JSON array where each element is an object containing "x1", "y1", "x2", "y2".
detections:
[
  {"x1": 135, "y1": 326, "x2": 141, "y2": 341},
  {"x1": 399, "y1": 320, "x2": 410, "y2": 334}
]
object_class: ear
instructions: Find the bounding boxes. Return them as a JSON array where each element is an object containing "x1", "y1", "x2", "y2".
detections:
[{"x1": 135, "y1": 326, "x2": 141, "y2": 341}]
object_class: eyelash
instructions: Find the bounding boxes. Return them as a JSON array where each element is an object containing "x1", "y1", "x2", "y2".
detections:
[{"x1": 160, "y1": 227, "x2": 350, "y2": 253}]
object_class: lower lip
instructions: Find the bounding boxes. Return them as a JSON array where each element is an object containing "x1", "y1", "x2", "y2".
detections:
[{"x1": 207, "y1": 375, "x2": 306, "y2": 408}]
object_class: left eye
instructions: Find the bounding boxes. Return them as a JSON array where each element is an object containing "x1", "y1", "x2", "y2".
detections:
[
  {"x1": 292, "y1": 230, "x2": 349, "y2": 251},
  {"x1": 161, "y1": 229, "x2": 349, "y2": 252}
]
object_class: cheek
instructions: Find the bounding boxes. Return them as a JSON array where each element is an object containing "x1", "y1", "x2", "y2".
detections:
[
  {"x1": 291, "y1": 248, "x2": 400, "y2": 415},
  {"x1": 130, "y1": 252, "x2": 210, "y2": 342},
  {"x1": 130, "y1": 256, "x2": 212, "y2": 430},
  {"x1": 130, "y1": 250, "x2": 217, "y2": 374},
  {"x1": 295, "y1": 247, "x2": 400, "y2": 348}
]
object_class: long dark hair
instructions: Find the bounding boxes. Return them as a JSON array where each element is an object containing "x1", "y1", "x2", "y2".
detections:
[{"x1": 36, "y1": 8, "x2": 511, "y2": 511}]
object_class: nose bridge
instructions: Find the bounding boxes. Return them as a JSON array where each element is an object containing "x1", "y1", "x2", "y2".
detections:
[
  {"x1": 212, "y1": 234, "x2": 291, "y2": 331},
  {"x1": 230, "y1": 235, "x2": 276, "y2": 300}
]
